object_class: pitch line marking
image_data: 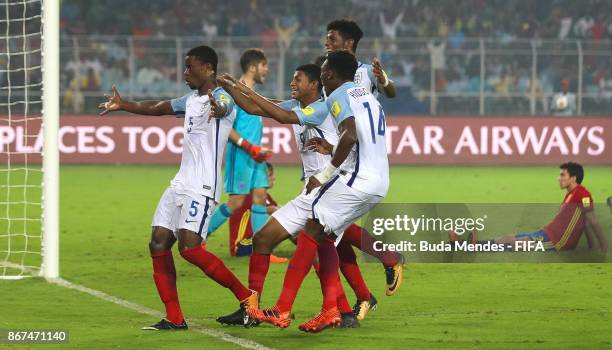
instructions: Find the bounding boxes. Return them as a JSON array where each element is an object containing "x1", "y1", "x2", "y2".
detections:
[{"x1": 40, "y1": 276, "x2": 273, "y2": 350}]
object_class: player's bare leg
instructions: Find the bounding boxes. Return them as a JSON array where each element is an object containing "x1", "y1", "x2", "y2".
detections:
[
  {"x1": 142, "y1": 227, "x2": 188, "y2": 330},
  {"x1": 149, "y1": 226, "x2": 176, "y2": 253},
  {"x1": 227, "y1": 194, "x2": 246, "y2": 211}
]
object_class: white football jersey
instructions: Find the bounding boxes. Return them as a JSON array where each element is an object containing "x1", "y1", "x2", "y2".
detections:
[
  {"x1": 354, "y1": 62, "x2": 380, "y2": 98},
  {"x1": 322, "y1": 61, "x2": 383, "y2": 100},
  {"x1": 170, "y1": 87, "x2": 236, "y2": 202},
  {"x1": 279, "y1": 98, "x2": 338, "y2": 179},
  {"x1": 327, "y1": 81, "x2": 389, "y2": 197}
]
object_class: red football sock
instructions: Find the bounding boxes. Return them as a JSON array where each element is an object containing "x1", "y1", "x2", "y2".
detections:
[
  {"x1": 151, "y1": 251, "x2": 184, "y2": 324},
  {"x1": 335, "y1": 275, "x2": 353, "y2": 314},
  {"x1": 344, "y1": 224, "x2": 398, "y2": 267},
  {"x1": 313, "y1": 257, "x2": 352, "y2": 313},
  {"x1": 248, "y1": 253, "x2": 270, "y2": 295},
  {"x1": 337, "y1": 239, "x2": 372, "y2": 302},
  {"x1": 180, "y1": 245, "x2": 251, "y2": 301},
  {"x1": 313, "y1": 261, "x2": 325, "y2": 294},
  {"x1": 317, "y1": 237, "x2": 340, "y2": 310},
  {"x1": 275, "y1": 232, "x2": 318, "y2": 313}
]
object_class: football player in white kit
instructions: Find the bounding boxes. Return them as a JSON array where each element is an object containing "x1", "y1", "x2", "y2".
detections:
[
  {"x1": 248, "y1": 51, "x2": 390, "y2": 333},
  {"x1": 98, "y1": 45, "x2": 258, "y2": 331},
  {"x1": 215, "y1": 64, "x2": 359, "y2": 328},
  {"x1": 325, "y1": 19, "x2": 397, "y2": 98},
  {"x1": 323, "y1": 19, "x2": 404, "y2": 319}
]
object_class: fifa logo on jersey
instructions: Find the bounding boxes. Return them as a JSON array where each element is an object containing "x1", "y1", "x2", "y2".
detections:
[
  {"x1": 301, "y1": 106, "x2": 315, "y2": 115},
  {"x1": 331, "y1": 101, "x2": 341, "y2": 118},
  {"x1": 354, "y1": 71, "x2": 363, "y2": 85},
  {"x1": 582, "y1": 197, "x2": 591, "y2": 207}
]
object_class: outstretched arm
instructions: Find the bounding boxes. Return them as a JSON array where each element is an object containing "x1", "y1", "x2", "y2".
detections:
[
  {"x1": 218, "y1": 74, "x2": 300, "y2": 124},
  {"x1": 217, "y1": 75, "x2": 266, "y2": 116},
  {"x1": 372, "y1": 58, "x2": 397, "y2": 98},
  {"x1": 98, "y1": 85, "x2": 174, "y2": 116}
]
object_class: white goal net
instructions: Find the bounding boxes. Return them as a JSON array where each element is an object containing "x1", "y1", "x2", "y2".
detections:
[{"x1": 1, "y1": 0, "x2": 58, "y2": 279}]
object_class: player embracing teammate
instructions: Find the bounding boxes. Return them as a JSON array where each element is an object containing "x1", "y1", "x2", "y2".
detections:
[{"x1": 236, "y1": 51, "x2": 391, "y2": 333}]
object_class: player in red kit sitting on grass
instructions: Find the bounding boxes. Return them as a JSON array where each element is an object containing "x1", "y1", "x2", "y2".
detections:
[{"x1": 452, "y1": 162, "x2": 607, "y2": 253}]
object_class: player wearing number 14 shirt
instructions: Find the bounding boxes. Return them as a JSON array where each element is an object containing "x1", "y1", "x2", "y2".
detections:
[{"x1": 247, "y1": 51, "x2": 390, "y2": 332}]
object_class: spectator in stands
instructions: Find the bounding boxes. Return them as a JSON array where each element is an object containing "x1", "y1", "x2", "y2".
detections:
[
  {"x1": 274, "y1": 14, "x2": 299, "y2": 50},
  {"x1": 573, "y1": 14, "x2": 594, "y2": 38},
  {"x1": 379, "y1": 10, "x2": 404, "y2": 52},
  {"x1": 550, "y1": 79, "x2": 577, "y2": 116},
  {"x1": 427, "y1": 39, "x2": 446, "y2": 72}
]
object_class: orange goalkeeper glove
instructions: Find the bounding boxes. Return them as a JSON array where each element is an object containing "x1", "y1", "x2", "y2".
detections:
[{"x1": 237, "y1": 138, "x2": 271, "y2": 163}]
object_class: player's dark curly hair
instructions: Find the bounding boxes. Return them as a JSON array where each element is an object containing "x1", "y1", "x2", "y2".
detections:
[
  {"x1": 327, "y1": 19, "x2": 363, "y2": 52},
  {"x1": 186, "y1": 45, "x2": 218, "y2": 73},
  {"x1": 560, "y1": 162, "x2": 584, "y2": 184},
  {"x1": 296, "y1": 64, "x2": 322, "y2": 93},
  {"x1": 240, "y1": 48, "x2": 267, "y2": 73},
  {"x1": 313, "y1": 55, "x2": 326, "y2": 67},
  {"x1": 325, "y1": 51, "x2": 358, "y2": 81}
]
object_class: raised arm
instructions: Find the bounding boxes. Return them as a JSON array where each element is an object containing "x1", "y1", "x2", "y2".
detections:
[
  {"x1": 372, "y1": 58, "x2": 397, "y2": 98},
  {"x1": 98, "y1": 85, "x2": 174, "y2": 116}
]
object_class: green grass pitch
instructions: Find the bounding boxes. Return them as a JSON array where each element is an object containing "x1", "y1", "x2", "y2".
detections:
[{"x1": 1, "y1": 165, "x2": 611, "y2": 349}]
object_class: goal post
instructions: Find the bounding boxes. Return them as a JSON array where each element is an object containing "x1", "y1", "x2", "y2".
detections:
[
  {"x1": 41, "y1": 0, "x2": 59, "y2": 279},
  {"x1": 0, "y1": 0, "x2": 58, "y2": 279}
]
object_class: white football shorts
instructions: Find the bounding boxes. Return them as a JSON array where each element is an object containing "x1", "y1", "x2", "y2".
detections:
[{"x1": 151, "y1": 187, "x2": 216, "y2": 240}]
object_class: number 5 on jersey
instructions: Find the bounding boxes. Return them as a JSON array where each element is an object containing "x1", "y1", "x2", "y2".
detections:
[{"x1": 189, "y1": 200, "x2": 199, "y2": 217}]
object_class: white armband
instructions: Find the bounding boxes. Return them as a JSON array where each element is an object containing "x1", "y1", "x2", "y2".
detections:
[
  {"x1": 382, "y1": 72, "x2": 390, "y2": 87},
  {"x1": 313, "y1": 163, "x2": 337, "y2": 184}
]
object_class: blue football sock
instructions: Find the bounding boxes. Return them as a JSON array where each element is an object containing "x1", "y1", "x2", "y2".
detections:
[
  {"x1": 207, "y1": 203, "x2": 233, "y2": 236},
  {"x1": 250, "y1": 204, "x2": 268, "y2": 235}
]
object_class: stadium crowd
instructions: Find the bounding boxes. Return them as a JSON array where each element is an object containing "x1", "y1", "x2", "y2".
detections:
[
  {"x1": 2, "y1": 0, "x2": 612, "y2": 115},
  {"x1": 61, "y1": 0, "x2": 612, "y2": 41}
]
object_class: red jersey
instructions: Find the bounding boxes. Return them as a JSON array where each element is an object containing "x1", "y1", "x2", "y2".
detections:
[
  {"x1": 543, "y1": 184, "x2": 594, "y2": 250},
  {"x1": 228, "y1": 194, "x2": 278, "y2": 256}
]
